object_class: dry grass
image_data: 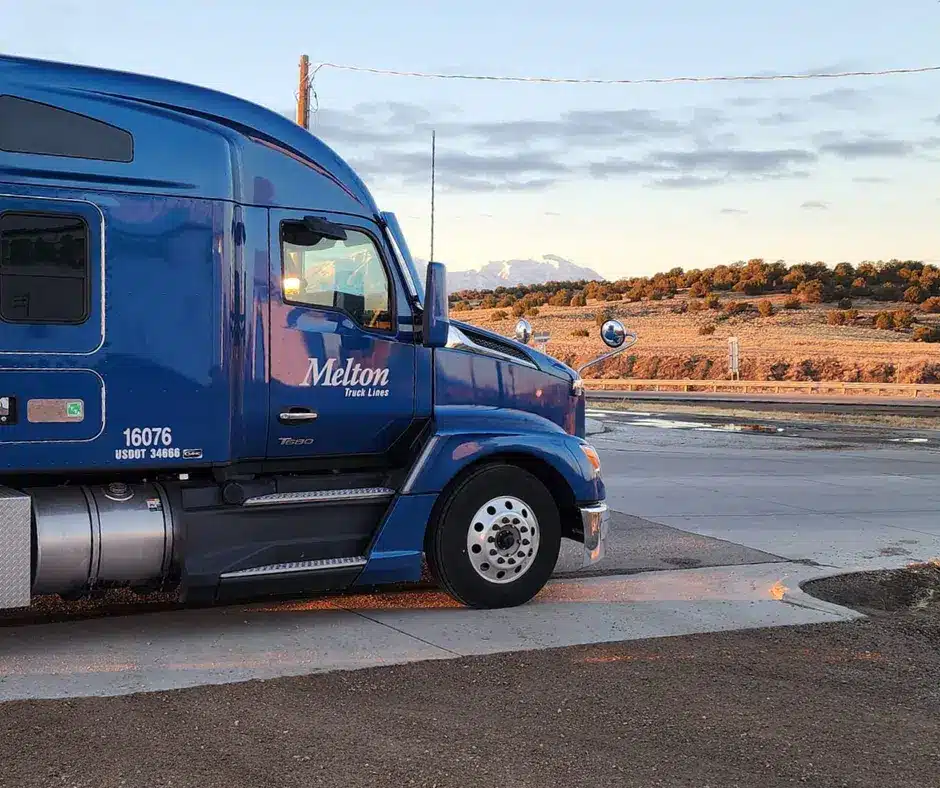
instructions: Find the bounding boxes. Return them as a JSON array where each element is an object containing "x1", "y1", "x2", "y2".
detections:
[{"x1": 458, "y1": 292, "x2": 940, "y2": 384}]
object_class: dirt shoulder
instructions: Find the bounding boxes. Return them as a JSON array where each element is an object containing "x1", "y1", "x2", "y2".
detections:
[{"x1": 1, "y1": 567, "x2": 938, "y2": 788}]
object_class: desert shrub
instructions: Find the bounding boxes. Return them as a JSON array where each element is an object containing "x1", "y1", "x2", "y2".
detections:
[
  {"x1": 827, "y1": 311, "x2": 846, "y2": 326},
  {"x1": 698, "y1": 324, "x2": 717, "y2": 335},
  {"x1": 724, "y1": 301, "x2": 751, "y2": 316},
  {"x1": 492, "y1": 309, "x2": 508, "y2": 321},
  {"x1": 783, "y1": 296, "x2": 801, "y2": 310},
  {"x1": 689, "y1": 281, "x2": 709, "y2": 297},
  {"x1": 594, "y1": 308, "x2": 613, "y2": 327},
  {"x1": 893, "y1": 310, "x2": 915, "y2": 330},
  {"x1": 921, "y1": 296, "x2": 940, "y2": 313},
  {"x1": 757, "y1": 300, "x2": 775, "y2": 317},
  {"x1": 837, "y1": 297, "x2": 853, "y2": 309},
  {"x1": 844, "y1": 309, "x2": 859, "y2": 321},
  {"x1": 912, "y1": 326, "x2": 940, "y2": 342},
  {"x1": 874, "y1": 311, "x2": 894, "y2": 330},
  {"x1": 481, "y1": 295, "x2": 497, "y2": 308},
  {"x1": 452, "y1": 301, "x2": 471, "y2": 312},
  {"x1": 796, "y1": 280, "x2": 825, "y2": 303},
  {"x1": 512, "y1": 304, "x2": 526, "y2": 317},
  {"x1": 705, "y1": 295, "x2": 721, "y2": 310},
  {"x1": 688, "y1": 299, "x2": 706, "y2": 313},
  {"x1": 606, "y1": 293, "x2": 622, "y2": 301},
  {"x1": 526, "y1": 307, "x2": 540, "y2": 317},
  {"x1": 571, "y1": 328, "x2": 590, "y2": 337},
  {"x1": 670, "y1": 302, "x2": 689, "y2": 314},
  {"x1": 570, "y1": 294, "x2": 587, "y2": 307},
  {"x1": 497, "y1": 295, "x2": 515, "y2": 307},
  {"x1": 904, "y1": 285, "x2": 927, "y2": 304}
]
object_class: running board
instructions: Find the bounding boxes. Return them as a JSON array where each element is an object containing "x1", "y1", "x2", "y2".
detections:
[
  {"x1": 242, "y1": 487, "x2": 395, "y2": 508},
  {"x1": 220, "y1": 556, "x2": 367, "y2": 580}
]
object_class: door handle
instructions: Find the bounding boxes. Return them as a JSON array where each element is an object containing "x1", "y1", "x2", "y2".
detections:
[{"x1": 279, "y1": 409, "x2": 318, "y2": 424}]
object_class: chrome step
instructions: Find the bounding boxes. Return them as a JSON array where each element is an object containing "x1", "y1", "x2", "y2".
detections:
[
  {"x1": 242, "y1": 487, "x2": 395, "y2": 508},
  {"x1": 220, "y1": 556, "x2": 367, "y2": 580}
]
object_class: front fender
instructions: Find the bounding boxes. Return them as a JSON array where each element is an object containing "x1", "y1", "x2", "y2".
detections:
[{"x1": 403, "y1": 405, "x2": 605, "y2": 504}]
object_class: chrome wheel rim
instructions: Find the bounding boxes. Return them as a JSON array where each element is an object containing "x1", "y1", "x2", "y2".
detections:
[{"x1": 466, "y1": 496, "x2": 540, "y2": 584}]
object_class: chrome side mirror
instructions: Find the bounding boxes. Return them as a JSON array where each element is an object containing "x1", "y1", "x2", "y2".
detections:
[
  {"x1": 514, "y1": 318, "x2": 532, "y2": 345},
  {"x1": 600, "y1": 319, "x2": 627, "y2": 349},
  {"x1": 577, "y1": 319, "x2": 638, "y2": 376}
]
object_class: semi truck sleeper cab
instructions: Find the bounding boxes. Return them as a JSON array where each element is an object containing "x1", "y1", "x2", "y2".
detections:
[{"x1": 0, "y1": 55, "x2": 632, "y2": 612}]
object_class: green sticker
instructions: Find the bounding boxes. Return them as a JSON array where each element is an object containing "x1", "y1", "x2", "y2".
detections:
[{"x1": 66, "y1": 401, "x2": 84, "y2": 418}]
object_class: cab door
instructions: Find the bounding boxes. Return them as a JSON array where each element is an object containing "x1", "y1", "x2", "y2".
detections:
[{"x1": 267, "y1": 211, "x2": 416, "y2": 459}]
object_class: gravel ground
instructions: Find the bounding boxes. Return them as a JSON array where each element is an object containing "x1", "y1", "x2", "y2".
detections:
[{"x1": 1, "y1": 568, "x2": 937, "y2": 788}]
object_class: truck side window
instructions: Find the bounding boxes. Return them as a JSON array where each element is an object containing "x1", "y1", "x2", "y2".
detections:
[
  {"x1": 0, "y1": 212, "x2": 89, "y2": 325},
  {"x1": 281, "y1": 224, "x2": 392, "y2": 331}
]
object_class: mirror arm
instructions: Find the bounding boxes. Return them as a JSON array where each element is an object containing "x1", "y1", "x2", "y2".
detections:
[{"x1": 577, "y1": 332, "x2": 638, "y2": 376}]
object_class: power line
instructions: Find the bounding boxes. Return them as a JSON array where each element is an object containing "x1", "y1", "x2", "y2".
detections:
[{"x1": 310, "y1": 62, "x2": 940, "y2": 87}]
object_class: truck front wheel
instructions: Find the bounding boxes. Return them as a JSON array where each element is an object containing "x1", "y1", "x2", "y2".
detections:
[{"x1": 426, "y1": 464, "x2": 561, "y2": 609}]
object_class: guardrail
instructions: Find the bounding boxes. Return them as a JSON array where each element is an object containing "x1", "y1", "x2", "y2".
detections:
[{"x1": 582, "y1": 379, "x2": 940, "y2": 398}]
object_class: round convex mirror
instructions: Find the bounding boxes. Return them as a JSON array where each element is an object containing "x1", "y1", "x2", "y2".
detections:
[
  {"x1": 515, "y1": 318, "x2": 532, "y2": 345},
  {"x1": 600, "y1": 319, "x2": 627, "y2": 348}
]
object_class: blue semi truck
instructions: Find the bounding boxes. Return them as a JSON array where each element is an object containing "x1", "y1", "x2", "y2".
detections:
[{"x1": 0, "y1": 55, "x2": 631, "y2": 611}]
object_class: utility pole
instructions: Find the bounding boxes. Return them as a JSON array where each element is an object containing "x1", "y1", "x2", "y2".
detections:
[{"x1": 296, "y1": 55, "x2": 310, "y2": 129}]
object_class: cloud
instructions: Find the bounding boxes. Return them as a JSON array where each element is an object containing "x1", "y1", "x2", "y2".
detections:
[
  {"x1": 719, "y1": 207, "x2": 748, "y2": 215},
  {"x1": 801, "y1": 200, "x2": 829, "y2": 210},
  {"x1": 819, "y1": 137, "x2": 914, "y2": 159},
  {"x1": 650, "y1": 175, "x2": 727, "y2": 190},
  {"x1": 727, "y1": 96, "x2": 764, "y2": 108},
  {"x1": 544, "y1": 211, "x2": 561, "y2": 216},
  {"x1": 649, "y1": 148, "x2": 816, "y2": 174},
  {"x1": 853, "y1": 175, "x2": 891, "y2": 184},
  {"x1": 757, "y1": 111, "x2": 803, "y2": 126},
  {"x1": 350, "y1": 148, "x2": 569, "y2": 193},
  {"x1": 809, "y1": 87, "x2": 870, "y2": 110}
]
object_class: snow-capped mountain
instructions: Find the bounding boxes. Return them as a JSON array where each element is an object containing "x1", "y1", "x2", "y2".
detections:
[{"x1": 444, "y1": 255, "x2": 604, "y2": 292}]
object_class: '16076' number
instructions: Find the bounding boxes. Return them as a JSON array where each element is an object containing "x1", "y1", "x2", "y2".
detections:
[{"x1": 123, "y1": 427, "x2": 173, "y2": 448}]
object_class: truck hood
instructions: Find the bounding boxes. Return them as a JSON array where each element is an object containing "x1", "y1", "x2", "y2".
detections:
[{"x1": 449, "y1": 319, "x2": 579, "y2": 384}]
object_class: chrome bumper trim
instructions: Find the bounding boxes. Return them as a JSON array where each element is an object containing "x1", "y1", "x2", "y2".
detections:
[{"x1": 579, "y1": 502, "x2": 609, "y2": 567}]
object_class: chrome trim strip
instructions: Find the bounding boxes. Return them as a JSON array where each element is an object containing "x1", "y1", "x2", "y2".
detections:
[
  {"x1": 401, "y1": 434, "x2": 441, "y2": 494},
  {"x1": 445, "y1": 325, "x2": 537, "y2": 369},
  {"x1": 0, "y1": 367, "x2": 107, "y2": 445},
  {"x1": 220, "y1": 556, "x2": 367, "y2": 579},
  {"x1": 242, "y1": 487, "x2": 395, "y2": 507}
]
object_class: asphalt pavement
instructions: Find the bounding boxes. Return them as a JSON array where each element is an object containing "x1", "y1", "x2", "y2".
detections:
[{"x1": 2, "y1": 410, "x2": 937, "y2": 701}]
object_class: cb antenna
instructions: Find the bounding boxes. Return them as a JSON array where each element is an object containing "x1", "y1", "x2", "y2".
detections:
[{"x1": 430, "y1": 129, "x2": 436, "y2": 261}]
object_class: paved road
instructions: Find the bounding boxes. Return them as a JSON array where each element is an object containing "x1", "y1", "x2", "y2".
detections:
[
  {"x1": 587, "y1": 389, "x2": 940, "y2": 415},
  {"x1": 586, "y1": 408, "x2": 940, "y2": 571},
  {"x1": 0, "y1": 412, "x2": 937, "y2": 701}
]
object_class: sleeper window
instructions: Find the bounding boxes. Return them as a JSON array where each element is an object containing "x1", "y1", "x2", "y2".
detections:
[
  {"x1": 282, "y1": 225, "x2": 392, "y2": 331},
  {"x1": 0, "y1": 213, "x2": 89, "y2": 324}
]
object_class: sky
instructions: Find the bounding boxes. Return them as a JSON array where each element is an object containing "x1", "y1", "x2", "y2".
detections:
[{"x1": 2, "y1": 0, "x2": 939, "y2": 279}]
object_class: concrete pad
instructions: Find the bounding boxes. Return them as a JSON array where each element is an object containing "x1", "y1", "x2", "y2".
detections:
[
  {"x1": 0, "y1": 563, "x2": 852, "y2": 703},
  {"x1": 0, "y1": 605, "x2": 452, "y2": 702},
  {"x1": 343, "y1": 563, "x2": 855, "y2": 656}
]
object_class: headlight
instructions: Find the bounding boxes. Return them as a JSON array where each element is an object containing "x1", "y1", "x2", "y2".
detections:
[
  {"x1": 571, "y1": 376, "x2": 584, "y2": 396},
  {"x1": 579, "y1": 443, "x2": 601, "y2": 476}
]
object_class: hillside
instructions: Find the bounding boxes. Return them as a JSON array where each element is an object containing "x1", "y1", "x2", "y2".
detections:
[
  {"x1": 447, "y1": 255, "x2": 603, "y2": 292},
  {"x1": 451, "y1": 258, "x2": 940, "y2": 384}
]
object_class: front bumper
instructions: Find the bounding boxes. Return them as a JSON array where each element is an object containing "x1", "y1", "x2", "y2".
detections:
[{"x1": 579, "y1": 502, "x2": 609, "y2": 567}]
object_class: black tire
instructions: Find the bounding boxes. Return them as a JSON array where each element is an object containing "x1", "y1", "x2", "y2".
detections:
[{"x1": 425, "y1": 463, "x2": 561, "y2": 609}]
